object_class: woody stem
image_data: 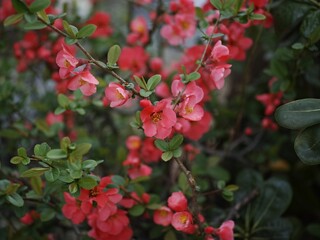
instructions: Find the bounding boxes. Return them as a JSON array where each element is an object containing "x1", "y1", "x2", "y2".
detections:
[{"x1": 174, "y1": 157, "x2": 203, "y2": 233}]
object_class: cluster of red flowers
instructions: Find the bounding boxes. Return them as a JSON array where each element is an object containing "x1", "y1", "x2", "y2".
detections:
[
  {"x1": 62, "y1": 177, "x2": 132, "y2": 240},
  {"x1": 153, "y1": 191, "x2": 234, "y2": 239},
  {"x1": 256, "y1": 78, "x2": 283, "y2": 131},
  {"x1": 123, "y1": 135, "x2": 162, "y2": 179},
  {"x1": 161, "y1": 0, "x2": 196, "y2": 45}
]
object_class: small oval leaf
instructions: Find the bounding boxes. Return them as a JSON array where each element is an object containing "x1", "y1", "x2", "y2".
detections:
[{"x1": 107, "y1": 45, "x2": 121, "y2": 66}]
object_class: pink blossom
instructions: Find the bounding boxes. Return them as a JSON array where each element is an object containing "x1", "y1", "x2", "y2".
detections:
[
  {"x1": 68, "y1": 69, "x2": 99, "y2": 96},
  {"x1": 127, "y1": 16, "x2": 149, "y2": 45},
  {"x1": 256, "y1": 92, "x2": 282, "y2": 116},
  {"x1": 140, "y1": 100, "x2": 177, "y2": 139},
  {"x1": 210, "y1": 40, "x2": 230, "y2": 63},
  {"x1": 171, "y1": 211, "x2": 195, "y2": 234},
  {"x1": 126, "y1": 135, "x2": 142, "y2": 151},
  {"x1": 56, "y1": 45, "x2": 79, "y2": 79},
  {"x1": 104, "y1": 82, "x2": 130, "y2": 107},
  {"x1": 168, "y1": 191, "x2": 188, "y2": 212},
  {"x1": 153, "y1": 206, "x2": 173, "y2": 226},
  {"x1": 216, "y1": 220, "x2": 235, "y2": 240},
  {"x1": 62, "y1": 192, "x2": 89, "y2": 224},
  {"x1": 210, "y1": 64, "x2": 232, "y2": 90}
]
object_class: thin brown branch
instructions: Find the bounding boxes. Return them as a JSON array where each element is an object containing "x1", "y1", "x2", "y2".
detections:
[
  {"x1": 174, "y1": 157, "x2": 203, "y2": 234},
  {"x1": 226, "y1": 188, "x2": 259, "y2": 220}
]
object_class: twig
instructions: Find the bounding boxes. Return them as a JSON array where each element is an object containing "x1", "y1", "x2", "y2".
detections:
[
  {"x1": 174, "y1": 157, "x2": 203, "y2": 233},
  {"x1": 226, "y1": 188, "x2": 259, "y2": 220}
]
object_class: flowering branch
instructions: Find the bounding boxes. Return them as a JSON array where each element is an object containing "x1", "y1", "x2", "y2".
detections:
[{"x1": 37, "y1": 16, "x2": 143, "y2": 98}]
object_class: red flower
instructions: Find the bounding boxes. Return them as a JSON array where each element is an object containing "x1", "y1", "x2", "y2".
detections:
[
  {"x1": 62, "y1": 192, "x2": 90, "y2": 224},
  {"x1": 171, "y1": 211, "x2": 195, "y2": 234},
  {"x1": 86, "y1": 12, "x2": 113, "y2": 38},
  {"x1": 140, "y1": 100, "x2": 177, "y2": 139},
  {"x1": 167, "y1": 191, "x2": 188, "y2": 212},
  {"x1": 153, "y1": 206, "x2": 173, "y2": 226}
]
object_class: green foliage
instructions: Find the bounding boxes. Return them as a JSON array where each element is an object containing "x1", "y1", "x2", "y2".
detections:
[
  {"x1": 77, "y1": 24, "x2": 97, "y2": 39},
  {"x1": 107, "y1": 44, "x2": 121, "y2": 68}
]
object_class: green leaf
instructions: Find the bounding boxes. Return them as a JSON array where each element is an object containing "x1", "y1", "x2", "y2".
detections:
[
  {"x1": 173, "y1": 148, "x2": 182, "y2": 158},
  {"x1": 65, "y1": 37, "x2": 78, "y2": 45},
  {"x1": 70, "y1": 169, "x2": 82, "y2": 179},
  {"x1": 222, "y1": 189, "x2": 234, "y2": 201},
  {"x1": 169, "y1": 134, "x2": 184, "y2": 150},
  {"x1": 29, "y1": 0, "x2": 50, "y2": 13},
  {"x1": 30, "y1": 176, "x2": 42, "y2": 195},
  {"x1": 82, "y1": 160, "x2": 98, "y2": 169},
  {"x1": 146, "y1": 203, "x2": 162, "y2": 210},
  {"x1": 6, "y1": 193, "x2": 24, "y2": 207},
  {"x1": 46, "y1": 149, "x2": 67, "y2": 160},
  {"x1": 154, "y1": 139, "x2": 169, "y2": 151},
  {"x1": 210, "y1": 0, "x2": 222, "y2": 10},
  {"x1": 21, "y1": 157, "x2": 30, "y2": 165},
  {"x1": 12, "y1": 0, "x2": 29, "y2": 13},
  {"x1": 4, "y1": 13, "x2": 24, "y2": 27},
  {"x1": 291, "y1": 42, "x2": 304, "y2": 50},
  {"x1": 300, "y1": 10, "x2": 320, "y2": 44},
  {"x1": 129, "y1": 204, "x2": 145, "y2": 216},
  {"x1": 307, "y1": 223, "x2": 320, "y2": 238},
  {"x1": 57, "y1": 94, "x2": 70, "y2": 108},
  {"x1": 275, "y1": 99, "x2": 320, "y2": 130},
  {"x1": 225, "y1": 184, "x2": 239, "y2": 191},
  {"x1": 44, "y1": 168, "x2": 60, "y2": 182},
  {"x1": 187, "y1": 71, "x2": 201, "y2": 81},
  {"x1": 147, "y1": 74, "x2": 161, "y2": 91},
  {"x1": 140, "y1": 89, "x2": 153, "y2": 97},
  {"x1": 78, "y1": 176, "x2": 97, "y2": 190},
  {"x1": 21, "y1": 167, "x2": 49, "y2": 177},
  {"x1": 161, "y1": 151, "x2": 173, "y2": 162},
  {"x1": 294, "y1": 124, "x2": 320, "y2": 165},
  {"x1": 24, "y1": 12, "x2": 37, "y2": 23},
  {"x1": 40, "y1": 208, "x2": 55, "y2": 222},
  {"x1": 217, "y1": 180, "x2": 226, "y2": 189},
  {"x1": 77, "y1": 24, "x2": 97, "y2": 38},
  {"x1": 18, "y1": 147, "x2": 27, "y2": 157},
  {"x1": 62, "y1": 20, "x2": 77, "y2": 38},
  {"x1": 252, "y1": 178, "x2": 292, "y2": 226},
  {"x1": 112, "y1": 175, "x2": 126, "y2": 186},
  {"x1": 107, "y1": 45, "x2": 121, "y2": 66},
  {"x1": 10, "y1": 156, "x2": 23, "y2": 164},
  {"x1": 133, "y1": 75, "x2": 147, "y2": 90},
  {"x1": 37, "y1": 10, "x2": 50, "y2": 23},
  {"x1": 68, "y1": 182, "x2": 78, "y2": 193},
  {"x1": 23, "y1": 21, "x2": 47, "y2": 30},
  {"x1": 34, "y1": 142, "x2": 51, "y2": 158},
  {"x1": 60, "y1": 137, "x2": 71, "y2": 151},
  {"x1": 250, "y1": 13, "x2": 266, "y2": 20}
]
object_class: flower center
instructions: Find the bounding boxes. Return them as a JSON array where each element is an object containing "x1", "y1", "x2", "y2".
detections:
[
  {"x1": 159, "y1": 210, "x2": 168, "y2": 217},
  {"x1": 185, "y1": 106, "x2": 193, "y2": 114},
  {"x1": 116, "y1": 89, "x2": 125, "y2": 100},
  {"x1": 64, "y1": 60, "x2": 71, "y2": 68},
  {"x1": 89, "y1": 187, "x2": 99, "y2": 198},
  {"x1": 79, "y1": 78, "x2": 86, "y2": 86},
  {"x1": 179, "y1": 214, "x2": 188, "y2": 224},
  {"x1": 151, "y1": 112, "x2": 162, "y2": 123}
]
